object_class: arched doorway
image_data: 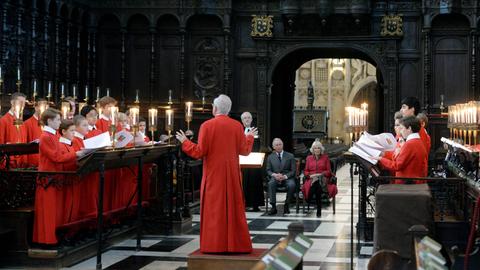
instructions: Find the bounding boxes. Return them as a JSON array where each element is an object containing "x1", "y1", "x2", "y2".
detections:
[{"x1": 267, "y1": 47, "x2": 386, "y2": 151}]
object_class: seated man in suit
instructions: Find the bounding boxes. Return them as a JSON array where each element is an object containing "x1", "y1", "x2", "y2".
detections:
[{"x1": 266, "y1": 138, "x2": 296, "y2": 215}]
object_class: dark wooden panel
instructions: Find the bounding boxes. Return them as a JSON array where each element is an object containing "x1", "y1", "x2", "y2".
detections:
[
  {"x1": 399, "y1": 62, "x2": 419, "y2": 98},
  {"x1": 234, "y1": 60, "x2": 256, "y2": 111},
  {"x1": 157, "y1": 35, "x2": 181, "y2": 101}
]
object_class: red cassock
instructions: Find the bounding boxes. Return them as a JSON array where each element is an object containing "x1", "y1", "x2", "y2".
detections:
[
  {"x1": 33, "y1": 128, "x2": 76, "y2": 244},
  {"x1": 0, "y1": 112, "x2": 28, "y2": 168},
  {"x1": 379, "y1": 135, "x2": 427, "y2": 184},
  {"x1": 419, "y1": 126, "x2": 431, "y2": 156},
  {"x1": 58, "y1": 138, "x2": 79, "y2": 224},
  {"x1": 302, "y1": 154, "x2": 338, "y2": 199},
  {"x1": 24, "y1": 115, "x2": 43, "y2": 167},
  {"x1": 182, "y1": 115, "x2": 254, "y2": 253},
  {"x1": 85, "y1": 125, "x2": 103, "y2": 139},
  {"x1": 73, "y1": 134, "x2": 98, "y2": 218}
]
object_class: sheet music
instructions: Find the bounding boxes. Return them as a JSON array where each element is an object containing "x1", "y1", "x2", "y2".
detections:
[
  {"x1": 83, "y1": 132, "x2": 112, "y2": 149},
  {"x1": 239, "y1": 152, "x2": 265, "y2": 166},
  {"x1": 114, "y1": 130, "x2": 133, "y2": 148}
]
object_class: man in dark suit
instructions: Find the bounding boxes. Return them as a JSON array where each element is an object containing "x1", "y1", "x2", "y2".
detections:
[{"x1": 266, "y1": 138, "x2": 296, "y2": 215}]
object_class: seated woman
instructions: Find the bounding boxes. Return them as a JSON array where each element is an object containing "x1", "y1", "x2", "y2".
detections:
[{"x1": 302, "y1": 140, "x2": 338, "y2": 217}]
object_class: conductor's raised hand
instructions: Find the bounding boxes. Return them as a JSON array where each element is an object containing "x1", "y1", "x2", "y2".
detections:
[
  {"x1": 246, "y1": 127, "x2": 258, "y2": 137},
  {"x1": 176, "y1": 130, "x2": 188, "y2": 143}
]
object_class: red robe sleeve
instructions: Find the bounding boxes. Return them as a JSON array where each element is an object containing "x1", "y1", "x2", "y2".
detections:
[
  {"x1": 379, "y1": 144, "x2": 413, "y2": 173},
  {"x1": 40, "y1": 134, "x2": 76, "y2": 165},
  {"x1": 182, "y1": 123, "x2": 209, "y2": 159},
  {"x1": 419, "y1": 127, "x2": 431, "y2": 154},
  {"x1": 238, "y1": 134, "x2": 254, "y2": 156}
]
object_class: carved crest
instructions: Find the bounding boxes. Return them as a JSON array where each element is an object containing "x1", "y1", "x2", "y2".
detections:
[
  {"x1": 251, "y1": 15, "x2": 274, "y2": 38},
  {"x1": 381, "y1": 14, "x2": 403, "y2": 37}
]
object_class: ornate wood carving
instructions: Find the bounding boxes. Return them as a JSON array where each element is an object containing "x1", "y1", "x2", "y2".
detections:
[
  {"x1": 423, "y1": 28, "x2": 431, "y2": 111},
  {"x1": 149, "y1": 27, "x2": 156, "y2": 103},
  {"x1": 121, "y1": 28, "x2": 126, "y2": 107},
  {"x1": 471, "y1": 30, "x2": 476, "y2": 99}
]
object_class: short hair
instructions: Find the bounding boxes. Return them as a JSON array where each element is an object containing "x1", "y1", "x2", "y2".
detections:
[
  {"x1": 11, "y1": 92, "x2": 26, "y2": 101},
  {"x1": 36, "y1": 97, "x2": 47, "y2": 103},
  {"x1": 80, "y1": 105, "x2": 96, "y2": 117},
  {"x1": 400, "y1": 116, "x2": 421, "y2": 133},
  {"x1": 310, "y1": 139, "x2": 325, "y2": 154},
  {"x1": 394, "y1": 111, "x2": 403, "y2": 120},
  {"x1": 417, "y1": 113, "x2": 428, "y2": 126},
  {"x1": 98, "y1": 96, "x2": 117, "y2": 108},
  {"x1": 213, "y1": 94, "x2": 232, "y2": 115},
  {"x1": 401, "y1": 96, "x2": 421, "y2": 116},
  {"x1": 73, "y1": 115, "x2": 87, "y2": 126},
  {"x1": 272, "y1": 138, "x2": 283, "y2": 146},
  {"x1": 41, "y1": 107, "x2": 60, "y2": 124},
  {"x1": 241, "y1": 111, "x2": 252, "y2": 120},
  {"x1": 59, "y1": 119, "x2": 74, "y2": 135},
  {"x1": 117, "y1": 112, "x2": 128, "y2": 122},
  {"x1": 139, "y1": 117, "x2": 146, "y2": 123}
]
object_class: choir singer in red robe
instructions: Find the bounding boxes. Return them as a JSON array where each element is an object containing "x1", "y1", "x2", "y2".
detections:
[{"x1": 176, "y1": 94, "x2": 257, "y2": 253}]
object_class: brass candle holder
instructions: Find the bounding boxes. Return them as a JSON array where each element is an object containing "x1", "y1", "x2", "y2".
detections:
[
  {"x1": 165, "y1": 109, "x2": 174, "y2": 144},
  {"x1": 13, "y1": 99, "x2": 24, "y2": 132},
  {"x1": 109, "y1": 106, "x2": 119, "y2": 148}
]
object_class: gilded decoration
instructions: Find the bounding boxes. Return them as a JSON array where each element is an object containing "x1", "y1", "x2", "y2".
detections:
[
  {"x1": 251, "y1": 15, "x2": 274, "y2": 38},
  {"x1": 381, "y1": 14, "x2": 403, "y2": 37}
]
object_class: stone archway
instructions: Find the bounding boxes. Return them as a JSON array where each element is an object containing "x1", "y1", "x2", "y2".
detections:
[{"x1": 262, "y1": 42, "x2": 396, "y2": 150}]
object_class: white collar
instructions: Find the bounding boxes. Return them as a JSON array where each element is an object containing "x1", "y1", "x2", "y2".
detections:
[
  {"x1": 276, "y1": 151, "x2": 284, "y2": 157},
  {"x1": 99, "y1": 114, "x2": 109, "y2": 121},
  {"x1": 74, "y1": 131, "x2": 84, "y2": 139},
  {"x1": 406, "y1": 132, "x2": 420, "y2": 142},
  {"x1": 43, "y1": 126, "x2": 56, "y2": 135},
  {"x1": 8, "y1": 110, "x2": 14, "y2": 116},
  {"x1": 125, "y1": 124, "x2": 131, "y2": 130},
  {"x1": 33, "y1": 114, "x2": 38, "y2": 120},
  {"x1": 88, "y1": 124, "x2": 96, "y2": 131},
  {"x1": 59, "y1": 137, "x2": 72, "y2": 145}
]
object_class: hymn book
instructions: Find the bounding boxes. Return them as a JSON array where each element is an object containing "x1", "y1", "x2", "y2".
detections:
[{"x1": 348, "y1": 132, "x2": 397, "y2": 165}]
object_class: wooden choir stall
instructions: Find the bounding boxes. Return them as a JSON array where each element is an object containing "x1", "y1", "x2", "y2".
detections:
[{"x1": 0, "y1": 142, "x2": 194, "y2": 269}]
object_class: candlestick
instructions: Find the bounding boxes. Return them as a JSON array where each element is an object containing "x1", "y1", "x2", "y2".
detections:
[
  {"x1": 38, "y1": 100, "x2": 48, "y2": 118},
  {"x1": 96, "y1": 86, "x2": 100, "y2": 102},
  {"x1": 135, "y1": 89, "x2": 140, "y2": 103},
  {"x1": 72, "y1": 84, "x2": 77, "y2": 100},
  {"x1": 148, "y1": 108, "x2": 158, "y2": 140},
  {"x1": 61, "y1": 101, "x2": 70, "y2": 120},
  {"x1": 47, "y1": 81, "x2": 52, "y2": 99},
  {"x1": 110, "y1": 106, "x2": 118, "y2": 125},
  {"x1": 84, "y1": 85, "x2": 89, "y2": 102},
  {"x1": 33, "y1": 79, "x2": 37, "y2": 98},
  {"x1": 168, "y1": 89, "x2": 173, "y2": 105},
  {"x1": 61, "y1": 83, "x2": 65, "y2": 98},
  {"x1": 106, "y1": 88, "x2": 110, "y2": 97},
  {"x1": 165, "y1": 109, "x2": 174, "y2": 143},
  {"x1": 130, "y1": 107, "x2": 140, "y2": 126},
  {"x1": 185, "y1": 101, "x2": 193, "y2": 130},
  {"x1": 17, "y1": 67, "x2": 20, "y2": 81},
  {"x1": 13, "y1": 99, "x2": 24, "y2": 130}
]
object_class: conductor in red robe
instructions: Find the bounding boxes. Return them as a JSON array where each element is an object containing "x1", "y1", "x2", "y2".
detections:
[{"x1": 176, "y1": 94, "x2": 257, "y2": 253}]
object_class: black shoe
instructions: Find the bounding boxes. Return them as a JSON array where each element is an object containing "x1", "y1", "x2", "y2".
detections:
[
  {"x1": 252, "y1": 206, "x2": 260, "y2": 212},
  {"x1": 283, "y1": 204, "x2": 290, "y2": 214},
  {"x1": 268, "y1": 207, "x2": 277, "y2": 215},
  {"x1": 316, "y1": 208, "x2": 322, "y2": 217}
]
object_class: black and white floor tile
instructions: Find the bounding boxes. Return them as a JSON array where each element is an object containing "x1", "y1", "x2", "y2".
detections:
[{"x1": 63, "y1": 165, "x2": 371, "y2": 270}]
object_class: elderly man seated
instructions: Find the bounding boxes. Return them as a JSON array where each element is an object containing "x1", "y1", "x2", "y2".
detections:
[{"x1": 266, "y1": 138, "x2": 296, "y2": 215}]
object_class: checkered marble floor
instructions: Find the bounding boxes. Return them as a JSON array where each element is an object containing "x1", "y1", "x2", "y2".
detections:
[{"x1": 61, "y1": 164, "x2": 371, "y2": 270}]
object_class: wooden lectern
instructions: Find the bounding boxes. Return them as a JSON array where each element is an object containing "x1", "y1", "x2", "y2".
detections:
[
  {"x1": 239, "y1": 152, "x2": 265, "y2": 169},
  {"x1": 77, "y1": 144, "x2": 176, "y2": 270}
]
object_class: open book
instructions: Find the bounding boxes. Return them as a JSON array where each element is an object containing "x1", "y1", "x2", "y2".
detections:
[{"x1": 348, "y1": 132, "x2": 397, "y2": 165}]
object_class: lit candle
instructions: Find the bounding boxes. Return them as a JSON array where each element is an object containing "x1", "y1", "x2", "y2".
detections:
[
  {"x1": 47, "y1": 81, "x2": 52, "y2": 97},
  {"x1": 0, "y1": 66, "x2": 2, "y2": 79},
  {"x1": 38, "y1": 101, "x2": 48, "y2": 117},
  {"x1": 110, "y1": 106, "x2": 118, "y2": 125},
  {"x1": 85, "y1": 85, "x2": 89, "y2": 100},
  {"x1": 168, "y1": 89, "x2": 173, "y2": 105},
  {"x1": 106, "y1": 88, "x2": 110, "y2": 97},
  {"x1": 148, "y1": 108, "x2": 158, "y2": 129},
  {"x1": 135, "y1": 89, "x2": 140, "y2": 103},
  {"x1": 96, "y1": 87, "x2": 100, "y2": 100},
  {"x1": 185, "y1": 101, "x2": 193, "y2": 122},
  {"x1": 165, "y1": 109, "x2": 174, "y2": 131},
  {"x1": 14, "y1": 101, "x2": 22, "y2": 119},
  {"x1": 17, "y1": 67, "x2": 20, "y2": 81},
  {"x1": 61, "y1": 83, "x2": 65, "y2": 97},
  {"x1": 33, "y1": 79, "x2": 37, "y2": 96},
  {"x1": 130, "y1": 107, "x2": 139, "y2": 126},
  {"x1": 73, "y1": 84, "x2": 77, "y2": 99},
  {"x1": 61, "y1": 102, "x2": 69, "y2": 120}
]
